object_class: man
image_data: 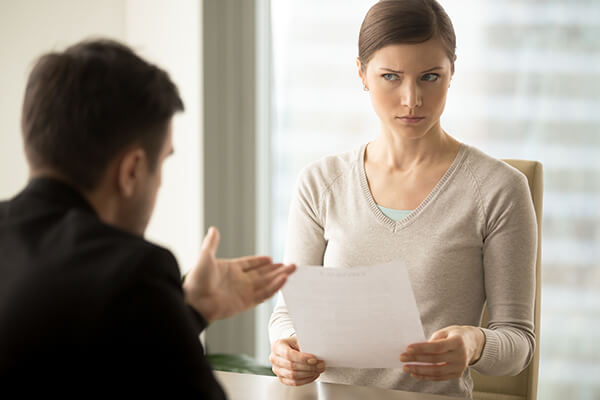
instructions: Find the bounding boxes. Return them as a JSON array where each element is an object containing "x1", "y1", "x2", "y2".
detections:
[{"x1": 0, "y1": 39, "x2": 295, "y2": 397}]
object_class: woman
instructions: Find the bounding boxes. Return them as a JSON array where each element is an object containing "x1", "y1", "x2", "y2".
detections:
[{"x1": 268, "y1": 0, "x2": 537, "y2": 398}]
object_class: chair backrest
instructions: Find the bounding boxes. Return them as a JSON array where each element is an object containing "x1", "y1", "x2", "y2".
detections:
[{"x1": 471, "y1": 160, "x2": 543, "y2": 400}]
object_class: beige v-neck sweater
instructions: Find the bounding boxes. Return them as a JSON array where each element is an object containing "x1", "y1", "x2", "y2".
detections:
[{"x1": 269, "y1": 143, "x2": 537, "y2": 398}]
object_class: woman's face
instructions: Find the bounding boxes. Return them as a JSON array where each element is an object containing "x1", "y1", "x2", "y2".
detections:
[{"x1": 358, "y1": 37, "x2": 453, "y2": 140}]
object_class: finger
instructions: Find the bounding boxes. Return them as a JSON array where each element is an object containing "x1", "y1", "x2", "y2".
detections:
[
  {"x1": 255, "y1": 263, "x2": 296, "y2": 286},
  {"x1": 272, "y1": 364, "x2": 322, "y2": 379},
  {"x1": 233, "y1": 255, "x2": 273, "y2": 272},
  {"x1": 406, "y1": 337, "x2": 457, "y2": 355},
  {"x1": 251, "y1": 274, "x2": 286, "y2": 304},
  {"x1": 400, "y1": 351, "x2": 454, "y2": 364},
  {"x1": 286, "y1": 335, "x2": 300, "y2": 351},
  {"x1": 403, "y1": 363, "x2": 462, "y2": 378},
  {"x1": 253, "y1": 265, "x2": 296, "y2": 302},
  {"x1": 249, "y1": 262, "x2": 286, "y2": 277},
  {"x1": 270, "y1": 354, "x2": 325, "y2": 373},
  {"x1": 254, "y1": 273, "x2": 288, "y2": 303},
  {"x1": 200, "y1": 226, "x2": 220, "y2": 256},
  {"x1": 252, "y1": 263, "x2": 296, "y2": 286},
  {"x1": 272, "y1": 364, "x2": 323, "y2": 380},
  {"x1": 255, "y1": 264, "x2": 296, "y2": 287},
  {"x1": 429, "y1": 326, "x2": 453, "y2": 341},
  {"x1": 273, "y1": 340, "x2": 319, "y2": 364},
  {"x1": 277, "y1": 375, "x2": 320, "y2": 386}
]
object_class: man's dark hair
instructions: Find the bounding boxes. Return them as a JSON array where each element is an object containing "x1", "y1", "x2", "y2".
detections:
[{"x1": 21, "y1": 39, "x2": 185, "y2": 190}]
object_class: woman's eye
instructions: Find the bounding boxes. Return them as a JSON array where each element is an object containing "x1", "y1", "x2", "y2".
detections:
[
  {"x1": 422, "y1": 73, "x2": 440, "y2": 82},
  {"x1": 382, "y1": 73, "x2": 399, "y2": 81}
]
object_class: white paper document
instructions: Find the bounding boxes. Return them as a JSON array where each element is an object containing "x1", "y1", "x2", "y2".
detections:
[{"x1": 281, "y1": 260, "x2": 425, "y2": 368}]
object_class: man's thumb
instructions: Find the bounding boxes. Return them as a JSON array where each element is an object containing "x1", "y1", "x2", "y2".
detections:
[{"x1": 201, "y1": 226, "x2": 220, "y2": 256}]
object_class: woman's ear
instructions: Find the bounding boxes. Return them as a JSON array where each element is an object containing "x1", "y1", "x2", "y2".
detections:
[
  {"x1": 451, "y1": 54, "x2": 457, "y2": 77},
  {"x1": 356, "y1": 57, "x2": 368, "y2": 90},
  {"x1": 117, "y1": 147, "x2": 146, "y2": 198}
]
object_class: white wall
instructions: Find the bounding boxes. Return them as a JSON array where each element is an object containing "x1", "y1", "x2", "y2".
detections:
[
  {"x1": 126, "y1": 0, "x2": 203, "y2": 274},
  {"x1": 0, "y1": 0, "x2": 126, "y2": 199},
  {"x1": 0, "y1": 0, "x2": 203, "y2": 274}
]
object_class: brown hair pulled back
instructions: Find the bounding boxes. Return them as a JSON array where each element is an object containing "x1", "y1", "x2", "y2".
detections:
[{"x1": 358, "y1": 0, "x2": 456, "y2": 72}]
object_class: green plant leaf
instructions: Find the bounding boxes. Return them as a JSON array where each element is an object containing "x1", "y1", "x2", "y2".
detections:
[{"x1": 207, "y1": 353, "x2": 275, "y2": 376}]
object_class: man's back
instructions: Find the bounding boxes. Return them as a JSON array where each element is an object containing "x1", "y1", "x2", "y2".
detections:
[{"x1": 0, "y1": 178, "x2": 225, "y2": 397}]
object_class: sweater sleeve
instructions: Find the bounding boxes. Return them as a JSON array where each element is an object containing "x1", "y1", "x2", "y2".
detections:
[
  {"x1": 268, "y1": 167, "x2": 328, "y2": 343},
  {"x1": 471, "y1": 170, "x2": 537, "y2": 376}
]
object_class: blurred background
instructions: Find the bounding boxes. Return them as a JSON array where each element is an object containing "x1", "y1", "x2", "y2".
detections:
[
  {"x1": 1, "y1": 1, "x2": 598, "y2": 398},
  {"x1": 0, "y1": 0, "x2": 204, "y2": 276}
]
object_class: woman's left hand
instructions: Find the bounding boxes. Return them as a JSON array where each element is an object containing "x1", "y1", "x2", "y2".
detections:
[{"x1": 399, "y1": 325, "x2": 486, "y2": 381}]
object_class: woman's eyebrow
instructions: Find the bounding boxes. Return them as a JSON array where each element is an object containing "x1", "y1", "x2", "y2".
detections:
[
  {"x1": 421, "y1": 66, "x2": 443, "y2": 73},
  {"x1": 378, "y1": 66, "x2": 443, "y2": 73}
]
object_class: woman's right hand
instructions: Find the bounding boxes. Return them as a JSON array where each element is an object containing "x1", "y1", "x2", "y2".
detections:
[{"x1": 270, "y1": 336, "x2": 326, "y2": 386}]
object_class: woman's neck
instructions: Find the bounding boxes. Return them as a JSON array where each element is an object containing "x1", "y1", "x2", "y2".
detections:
[{"x1": 366, "y1": 126, "x2": 460, "y2": 172}]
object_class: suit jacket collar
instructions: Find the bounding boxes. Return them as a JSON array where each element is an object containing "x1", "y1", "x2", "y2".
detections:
[{"x1": 22, "y1": 177, "x2": 98, "y2": 216}]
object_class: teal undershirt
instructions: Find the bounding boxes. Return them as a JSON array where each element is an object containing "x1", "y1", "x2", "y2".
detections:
[{"x1": 377, "y1": 205, "x2": 413, "y2": 222}]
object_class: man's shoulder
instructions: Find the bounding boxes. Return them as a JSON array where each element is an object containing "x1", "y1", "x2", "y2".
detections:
[
  {"x1": 3, "y1": 202, "x2": 180, "y2": 290},
  {"x1": 75, "y1": 217, "x2": 180, "y2": 281}
]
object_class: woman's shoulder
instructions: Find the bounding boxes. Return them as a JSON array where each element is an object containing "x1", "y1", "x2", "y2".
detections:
[
  {"x1": 461, "y1": 144, "x2": 529, "y2": 190},
  {"x1": 295, "y1": 146, "x2": 363, "y2": 193}
]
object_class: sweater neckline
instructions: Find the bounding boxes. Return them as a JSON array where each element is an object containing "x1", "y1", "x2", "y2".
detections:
[{"x1": 357, "y1": 142, "x2": 467, "y2": 232}]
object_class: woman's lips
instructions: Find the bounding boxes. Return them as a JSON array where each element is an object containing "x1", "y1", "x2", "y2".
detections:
[{"x1": 396, "y1": 116, "x2": 425, "y2": 124}]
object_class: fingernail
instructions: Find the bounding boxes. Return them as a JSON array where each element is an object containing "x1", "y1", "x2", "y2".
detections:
[
  {"x1": 399, "y1": 354, "x2": 408, "y2": 362},
  {"x1": 406, "y1": 347, "x2": 415, "y2": 354},
  {"x1": 307, "y1": 358, "x2": 317, "y2": 365},
  {"x1": 403, "y1": 366, "x2": 411, "y2": 373}
]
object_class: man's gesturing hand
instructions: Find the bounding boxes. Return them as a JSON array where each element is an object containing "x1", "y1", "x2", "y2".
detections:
[{"x1": 183, "y1": 227, "x2": 296, "y2": 322}]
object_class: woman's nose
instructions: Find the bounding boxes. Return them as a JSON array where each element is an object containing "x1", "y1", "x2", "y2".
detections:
[{"x1": 399, "y1": 81, "x2": 422, "y2": 110}]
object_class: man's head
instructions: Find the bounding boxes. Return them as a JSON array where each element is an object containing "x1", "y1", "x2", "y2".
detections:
[{"x1": 21, "y1": 39, "x2": 184, "y2": 234}]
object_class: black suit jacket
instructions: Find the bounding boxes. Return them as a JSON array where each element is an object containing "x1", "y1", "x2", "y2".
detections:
[{"x1": 0, "y1": 178, "x2": 226, "y2": 398}]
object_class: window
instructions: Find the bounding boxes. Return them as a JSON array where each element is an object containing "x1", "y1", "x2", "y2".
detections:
[{"x1": 268, "y1": 1, "x2": 600, "y2": 397}]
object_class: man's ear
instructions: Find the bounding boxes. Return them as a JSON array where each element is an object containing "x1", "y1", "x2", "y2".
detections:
[{"x1": 117, "y1": 148, "x2": 147, "y2": 198}]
